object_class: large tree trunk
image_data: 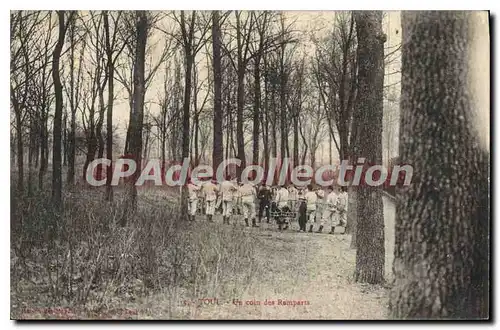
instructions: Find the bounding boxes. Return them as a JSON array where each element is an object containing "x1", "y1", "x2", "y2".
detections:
[
  {"x1": 179, "y1": 11, "x2": 195, "y2": 221},
  {"x1": 96, "y1": 84, "x2": 107, "y2": 181},
  {"x1": 352, "y1": 11, "x2": 385, "y2": 284},
  {"x1": 293, "y1": 116, "x2": 299, "y2": 167},
  {"x1": 390, "y1": 11, "x2": 489, "y2": 319},
  {"x1": 51, "y1": 10, "x2": 68, "y2": 207},
  {"x1": 67, "y1": 16, "x2": 76, "y2": 186},
  {"x1": 212, "y1": 10, "x2": 223, "y2": 170},
  {"x1": 236, "y1": 65, "x2": 246, "y2": 176},
  {"x1": 252, "y1": 57, "x2": 261, "y2": 165},
  {"x1": 103, "y1": 11, "x2": 114, "y2": 201},
  {"x1": 39, "y1": 109, "x2": 48, "y2": 189},
  {"x1": 123, "y1": 10, "x2": 147, "y2": 225},
  {"x1": 279, "y1": 49, "x2": 288, "y2": 160},
  {"x1": 14, "y1": 103, "x2": 24, "y2": 192}
]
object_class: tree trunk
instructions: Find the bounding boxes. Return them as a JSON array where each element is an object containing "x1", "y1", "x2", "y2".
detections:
[
  {"x1": 39, "y1": 109, "x2": 48, "y2": 189},
  {"x1": 252, "y1": 57, "x2": 261, "y2": 165},
  {"x1": 51, "y1": 10, "x2": 68, "y2": 207},
  {"x1": 293, "y1": 116, "x2": 299, "y2": 167},
  {"x1": 67, "y1": 16, "x2": 76, "y2": 186},
  {"x1": 14, "y1": 105, "x2": 24, "y2": 192},
  {"x1": 179, "y1": 11, "x2": 195, "y2": 221},
  {"x1": 390, "y1": 11, "x2": 489, "y2": 319},
  {"x1": 123, "y1": 10, "x2": 147, "y2": 224},
  {"x1": 236, "y1": 65, "x2": 246, "y2": 176},
  {"x1": 103, "y1": 10, "x2": 114, "y2": 201},
  {"x1": 212, "y1": 10, "x2": 223, "y2": 170},
  {"x1": 352, "y1": 11, "x2": 385, "y2": 284}
]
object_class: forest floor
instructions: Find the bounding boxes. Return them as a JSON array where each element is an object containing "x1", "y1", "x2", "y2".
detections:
[
  {"x1": 133, "y1": 195, "x2": 396, "y2": 320},
  {"x1": 11, "y1": 187, "x2": 396, "y2": 320}
]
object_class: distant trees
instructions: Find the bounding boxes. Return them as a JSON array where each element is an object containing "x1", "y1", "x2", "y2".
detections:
[
  {"x1": 11, "y1": 11, "x2": 54, "y2": 192},
  {"x1": 10, "y1": 11, "x2": 402, "y2": 233}
]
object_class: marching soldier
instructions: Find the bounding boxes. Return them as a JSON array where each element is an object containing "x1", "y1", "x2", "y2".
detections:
[
  {"x1": 239, "y1": 182, "x2": 258, "y2": 227},
  {"x1": 257, "y1": 183, "x2": 272, "y2": 223},
  {"x1": 319, "y1": 185, "x2": 338, "y2": 234},
  {"x1": 336, "y1": 186, "x2": 348, "y2": 229},
  {"x1": 275, "y1": 184, "x2": 290, "y2": 230},
  {"x1": 315, "y1": 187, "x2": 326, "y2": 232},
  {"x1": 187, "y1": 178, "x2": 201, "y2": 222},
  {"x1": 234, "y1": 180, "x2": 243, "y2": 216},
  {"x1": 297, "y1": 186, "x2": 307, "y2": 232},
  {"x1": 201, "y1": 178, "x2": 218, "y2": 222},
  {"x1": 304, "y1": 184, "x2": 318, "y2": 233},
  {"x1": 220, "y1": 175, "x2": 238, "y2": 225}
]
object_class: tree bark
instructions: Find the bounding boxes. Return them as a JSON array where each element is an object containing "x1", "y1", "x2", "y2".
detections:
[
  {"x1": 51, "y1": 10, "x2": 69, "y2": 207},
  {"x1": 123, "y1": 10, "x2": 148, "y2": 224},
  {"x1": 66, "y1": 16, "x2": 76, "y2": 186},
  {"x1": 212, "y1": 11, "x2": 223, "y2": 170},
  {"x1": 353, "y1": 11, "x2": 385, "y2": 284},
  {"x1": 252, "y1": 57, "x2": 261, "y2": 165},
  {"x1": 103, "y1": 10, "x2": 114, "y2": 201},
  {"x1": 390, "y1": 11, "x2": 489, "y2": 319}
]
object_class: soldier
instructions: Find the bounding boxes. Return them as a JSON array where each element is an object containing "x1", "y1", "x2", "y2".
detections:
[
  {"x1": 319, "y1": 185, "x2": 338, "y2": 234},
  {"x1": 275, "y1": 184, "x2": 290, "y2": 230},
  {"x1": 257, "y1": 183, "x2": 272, "y2": 223},
  {"x1": 219, "y1": 175, "x2": 238, "y2": 225},
  {"x1": 336, "y1": 186, "x2": 348, "y2": 229},
  {"x1": 234, "y1": 180, "x2": 243, "y2": 216},
  {"x1": 288, "y1": 184, "x2": 298, "y2": 211},
  {"x1": 239, "y1": 182, "x2": 258, "y2": 227},
  {"x1": 187, "y1": 178, "x2": 201, "y2": 222},
  {"x1": 297, "y1": 186, "x2": 307, "y2": 232},
  {"x1": 201, "y1": 177, "x2": 219, "y2": 222},
  {"x1": 304, "y1": 184, "x2": 318, "y2": 233},
  {"x1": 315, "y1": 186, "x2": 326, "y2": 232}
]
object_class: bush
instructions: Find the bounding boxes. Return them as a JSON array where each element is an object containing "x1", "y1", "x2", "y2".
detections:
[{"x1": 11, "y1": 186, "x2": 258, "y2": 319}]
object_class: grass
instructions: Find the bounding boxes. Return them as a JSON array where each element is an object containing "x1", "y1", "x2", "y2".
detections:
[{"x1": 11, "y1": 184, "x2": 395, "y2": 320}]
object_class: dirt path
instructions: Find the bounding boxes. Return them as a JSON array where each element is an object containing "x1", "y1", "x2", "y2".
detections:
[{"x1": 141, "y1": 197, "x2": 395, "y2": 320}]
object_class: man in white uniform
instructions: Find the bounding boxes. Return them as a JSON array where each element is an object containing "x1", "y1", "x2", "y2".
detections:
[
  {"x1": 275, "y1": 184, "x2": 290, "y2": 230},
  {"x1": 201, "y1": 178, "x2": 218, "y2": 222},
  {"x1": 239, "y1": 182, "x2": 258, "y2": 227},
  {"x1": 315, "y1": 187, "x2": 326, "y2": 232},
  {"x1": 304, "y1": 184, "x2": 318, "y2": 233},
  {"x1": 276, "y1": 185, "x2": 290, "y2": 210},
  {"x1": 336, "y1": 186, "x2": 348, "y2": 230},
  {"x1": 187, "y1": 179, "x2": 201, "y2": 222},
  {"x1": 233, "y1": 180, "x2": 243, "y2": 216},
  {"x1": 219, "y1": 176, "x2": 238, "y2": 224},
  {"x1": 319, "y1": 186, "x2": 338, "y2": 234}
]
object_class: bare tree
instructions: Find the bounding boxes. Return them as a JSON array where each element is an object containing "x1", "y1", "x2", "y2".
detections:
[
  {"x1": 64, "y1": 12, "x2": 86, "y2": 186},
  {"x1": 121, "y1": 11, "x2": 149, "y2": 221},
  {"x1": 10, "y1": 11, "x2": 52, "y2": 192},
  {"x1": 103, "y1": 11, "x2": 128, "y2": 201},
  {"x1": 52, "y1": 10, "x2": 74, "y2": 206},
  {"x1": 173, "y1": 10, "x2": 210, "y2": 220},
  {"x1": 352, "y1": 11, "x2": 385, "y2": 284},
  {"x1": 211, "y1": 10, "x2": 224, "y2": 170}
]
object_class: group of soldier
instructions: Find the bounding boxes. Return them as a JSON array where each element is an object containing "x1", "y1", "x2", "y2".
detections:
[{"x1": 186, "y1": 176, "x2": 348, "y2": 234}]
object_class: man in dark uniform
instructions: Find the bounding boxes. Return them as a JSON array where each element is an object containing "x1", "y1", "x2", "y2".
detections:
[
  {"x1": 297, "y1": 186, "x2": 308, "y2": 232},
  {"x1": 257, "y1": 183, "x2": 272, "y2": 223}
]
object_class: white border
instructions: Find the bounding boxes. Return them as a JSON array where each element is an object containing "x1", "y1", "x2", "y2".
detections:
[{"x1": 3, "y1": 1, "x2": 496, "y2": 329}]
